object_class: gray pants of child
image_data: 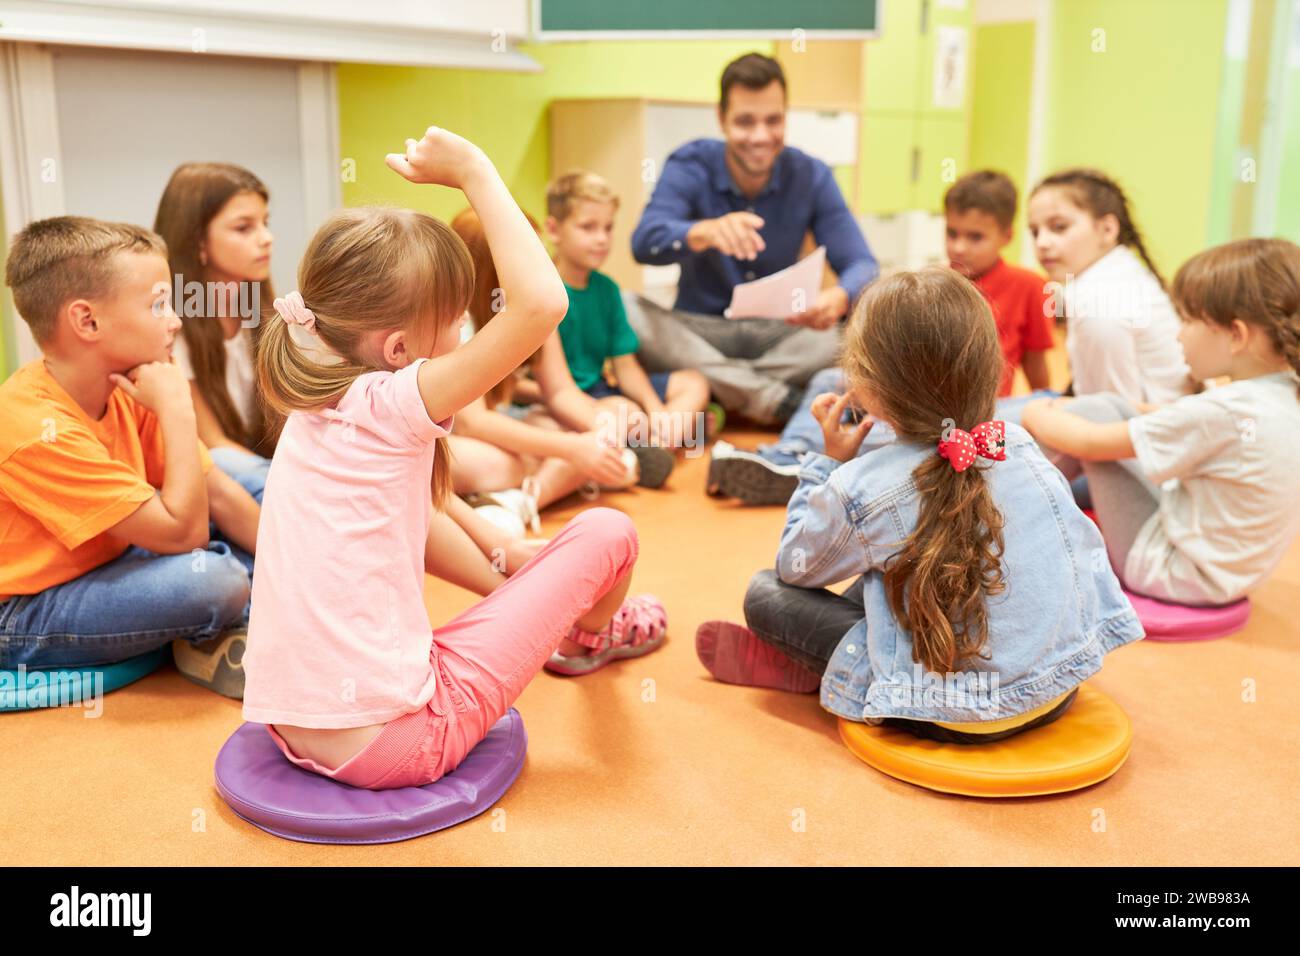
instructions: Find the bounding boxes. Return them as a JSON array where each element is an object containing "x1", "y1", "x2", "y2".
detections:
[
  {"x1": 1038, "y1": 392, "x2": 1162, "y2": 584},
  {"x1": 622, "y1": 290, "x2": 842, "y2": 425},
  {"x1": 742, "y1": 569, "x2": 1077, "y2": 744}
]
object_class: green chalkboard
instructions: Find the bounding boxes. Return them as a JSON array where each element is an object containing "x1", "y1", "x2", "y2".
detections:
[{"x1": 534, "y1": 0, "x2": 880, "y2": 39}]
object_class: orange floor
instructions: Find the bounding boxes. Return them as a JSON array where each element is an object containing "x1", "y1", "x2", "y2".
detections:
[{"x1": 3, "y1": 422, "x2": 1299, "y2": 866}]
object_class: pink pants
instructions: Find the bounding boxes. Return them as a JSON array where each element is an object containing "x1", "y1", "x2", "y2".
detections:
[{"x1": 267, "y1": 507, "x2": 638, "y2": 789}]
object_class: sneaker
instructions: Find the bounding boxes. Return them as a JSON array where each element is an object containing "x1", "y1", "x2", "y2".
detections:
[
  {"x1": 695, "y1": 620, "x2": 820, "y2": 693},
  {"x1": 172, "y1": 627, "x2": 246, "y2": 699},
  {"x1": 597, "y1": 448, "x2": 640, "y2": 491},
  {"x1": 471, "y1": 503, "x2": 526, "y2": 539},
  {"x1": 630, "y1": 444, "x2": 675, "y2": 489},
  {"x1": 471, "y1": 479, "x2": 542, "y2": 535},
  {"x1": 706, "y1": 440, "x2": 801, "y2": 505}
]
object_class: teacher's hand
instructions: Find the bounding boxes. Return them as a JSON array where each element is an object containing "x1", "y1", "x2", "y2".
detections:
[
  {"x1": 785, "y1": 286, "x2": 848, "y2": 330},
  {"x1": 687, "y1": 212, "x2": 766, "y2": 260}
]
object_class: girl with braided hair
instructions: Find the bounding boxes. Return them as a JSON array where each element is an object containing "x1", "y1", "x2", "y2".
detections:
[
  {"x1": 1028, "y1": 168, "x2": 1193, "y2": 405},
  {"x1": 1023, "y1": 238, "x2": 1300, "y2": 606}
]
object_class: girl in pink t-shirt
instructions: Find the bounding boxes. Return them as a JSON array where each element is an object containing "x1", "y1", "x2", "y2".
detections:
[{"x1": 242, "y1": 127, "x2": 666, "y2": 790}]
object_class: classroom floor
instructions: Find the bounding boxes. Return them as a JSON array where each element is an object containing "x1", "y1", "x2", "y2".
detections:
[{"x1": 4, "y1": 339, "x2": 1299, "y2": 866}]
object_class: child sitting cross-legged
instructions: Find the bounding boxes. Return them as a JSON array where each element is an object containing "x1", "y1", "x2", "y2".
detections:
[{"x1": 695, "y1": 267, "x2": 1141, "y2": 742}]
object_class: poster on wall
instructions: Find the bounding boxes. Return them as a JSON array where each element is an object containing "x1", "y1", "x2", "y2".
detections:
[{"x1": 933, "y1": 25, "x2": 968, "y2": 109}]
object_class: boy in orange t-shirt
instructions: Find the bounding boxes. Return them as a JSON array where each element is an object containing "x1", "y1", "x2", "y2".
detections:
[{"x1": 0, "y1": 217, "x2": 261, "y2": 698}]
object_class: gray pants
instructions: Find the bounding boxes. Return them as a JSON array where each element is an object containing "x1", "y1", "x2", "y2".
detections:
[
  {"x1": 622, "y1": 290, "x2": 842, "y2": 425},
  {"x1": 1040, "y1": 392, "x2": 1161, "y2": 582},
  {"x1": 742, "y1": 569, "x2": 1077, "y2": 744}
]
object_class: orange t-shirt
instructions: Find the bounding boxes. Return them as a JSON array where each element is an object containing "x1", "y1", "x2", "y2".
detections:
[{"x1": 0, "y1": 361, "x2": 213, "y2": 601}]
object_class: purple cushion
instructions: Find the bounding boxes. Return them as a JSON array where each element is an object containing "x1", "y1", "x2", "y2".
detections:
[
  {"x1": 214, "y1": 708, "x2": 527, "y2": 844},
  {"x1": 1123, "y1": 588, "x2": 1251, "y2": 642}
]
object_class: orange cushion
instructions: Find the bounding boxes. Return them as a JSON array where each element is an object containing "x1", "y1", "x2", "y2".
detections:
[{"x1": 838, "y1": 684, "x2": 1132, "y2": 798}]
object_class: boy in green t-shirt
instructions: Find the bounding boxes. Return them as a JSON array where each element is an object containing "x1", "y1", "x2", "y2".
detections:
[{"x1": 545, "y1": 171, "x2": 717, "y2": 488}]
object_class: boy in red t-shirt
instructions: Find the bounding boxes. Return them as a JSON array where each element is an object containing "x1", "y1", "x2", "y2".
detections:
[
  {"x1": 944, "y1": 170, "x2": 1054, "y2": 396},
  {"x1": 708, "y1": 171, "x2": 1059, "y2": 505}
]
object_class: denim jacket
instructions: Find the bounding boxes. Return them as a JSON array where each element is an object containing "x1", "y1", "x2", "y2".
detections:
[{"x1": 777, "y1": 423, "x2": 1143, "y2": 724}]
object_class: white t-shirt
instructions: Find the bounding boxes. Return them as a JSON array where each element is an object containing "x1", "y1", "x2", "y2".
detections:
[
  {"x1": 1126, "y1": 371, "x2": 1300, "y2": 605},
  {"x1": 172, "y1": 328, "x2": 257, "y2": 431},
  {"x1": 1064, "y1": 244, "x2": 1192, "y2": 405}
]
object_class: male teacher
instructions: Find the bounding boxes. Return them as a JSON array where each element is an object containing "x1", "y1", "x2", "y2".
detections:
[{"x1": 627, "y1": 52, "x2": 878, "y2": 426}]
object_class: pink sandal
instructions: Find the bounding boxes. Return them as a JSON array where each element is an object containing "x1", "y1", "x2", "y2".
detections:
[{"x1": 544, "y1": 594, "x2": 668, "y2": 676}]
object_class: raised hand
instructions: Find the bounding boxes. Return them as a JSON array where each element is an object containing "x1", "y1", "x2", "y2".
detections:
[{"x1": 385, "y1": 125, "x2": 491, "y2": 190}]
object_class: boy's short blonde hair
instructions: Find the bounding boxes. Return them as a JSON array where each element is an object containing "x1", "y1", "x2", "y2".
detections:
[
  {"x1": 4, "y1": 216, "x2": 167, "y2": 344},
  {"x1": 546, "y1": 170, "x2": 619, "y2": 222}
]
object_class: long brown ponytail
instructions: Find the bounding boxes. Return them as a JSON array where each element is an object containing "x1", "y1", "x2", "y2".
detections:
[
  {"x1": 1033, "y1": 168, "x2": 1165, "y2": 288},
  {"x1": 257, "y1": 207, "x2": 475, "y2": 509},
  {"x1": 153, "y1": 162, "x2": 277, "y2": 452},
  {"x1": 841, "y1": 268, "x2": 1008, "y2": 673}
]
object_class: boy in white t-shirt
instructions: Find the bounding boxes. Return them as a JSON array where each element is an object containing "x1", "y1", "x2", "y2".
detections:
[{"x1": 1022, "y1": 238, "x2": 1300, "y2": 606}]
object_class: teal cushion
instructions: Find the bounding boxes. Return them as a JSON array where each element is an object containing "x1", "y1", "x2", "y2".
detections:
[{"x1": 0, "y1": 646, "x2": 170, "y2": 712}]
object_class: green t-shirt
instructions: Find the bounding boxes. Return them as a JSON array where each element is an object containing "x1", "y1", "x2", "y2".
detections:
[{"x1": 558, "y1": 270, "x2": 639, "y2": 391}]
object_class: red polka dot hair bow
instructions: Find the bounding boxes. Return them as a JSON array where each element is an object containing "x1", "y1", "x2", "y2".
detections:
[{"x1": 937, "y1": 420, "x2": 1007, "y2": 472}]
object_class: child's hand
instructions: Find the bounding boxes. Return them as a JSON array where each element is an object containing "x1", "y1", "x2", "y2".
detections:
[
  {"x1": 385, "y1": 126, "x2": 491, "y2": 189},
  {"x1": 569, "y1": 432, "x2": 631, "y2": 486},
  {"x1": 811, "y1": 391, "x2": 873, "y2": 462},
  {"x1": 110, "y1": 362, "x2": 194, "y2": 419}
]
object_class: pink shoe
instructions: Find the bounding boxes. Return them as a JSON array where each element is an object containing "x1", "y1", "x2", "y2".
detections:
[
  {"x1": 695, "y1": 620, "x2": 821, "y2": 693},
  {"x1": 544, "y1": 594, "x2": 667, "y2": 676}
]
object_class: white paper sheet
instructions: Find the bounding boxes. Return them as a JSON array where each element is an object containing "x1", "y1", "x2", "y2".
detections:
[{"x1": 723, "y1": 246, "x2": 827, "y2": 320}]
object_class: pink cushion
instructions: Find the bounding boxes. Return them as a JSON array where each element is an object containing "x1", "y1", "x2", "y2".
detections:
[{"x1": 1123, "y1": 588, "x2": 1251, "y2": 642}]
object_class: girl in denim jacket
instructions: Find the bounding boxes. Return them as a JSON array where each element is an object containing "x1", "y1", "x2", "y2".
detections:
[{"x1": 696, "y1": 267, "x2": 1143, "y2": 742}]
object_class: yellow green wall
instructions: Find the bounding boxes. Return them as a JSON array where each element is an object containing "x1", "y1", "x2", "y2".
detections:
[
  {"x1": 969, "y1": 20, "x2": 1036, "y2": 262},
  {"x1": 1042, "y1": 0, "x2": 1228, "y2": 278},
  {"x1": 337, "y1": 40, "x2": 773, "y2": 224}
]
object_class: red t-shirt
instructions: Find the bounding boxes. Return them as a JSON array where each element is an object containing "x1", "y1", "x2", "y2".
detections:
[{"x1": 967, "y1": 258, "x2": 1055, "y2": 396}]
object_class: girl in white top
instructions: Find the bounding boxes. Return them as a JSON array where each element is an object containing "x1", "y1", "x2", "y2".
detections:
[
  {"x1": 1022, "y1": 238, "x2": 1300, "y2": 606},
  {"x1": 154, "y1": 163, "x2": 277, "y2": 462},
  {"x1": 1028, "y1": 168, "x2": 1193, "y2": 405}
]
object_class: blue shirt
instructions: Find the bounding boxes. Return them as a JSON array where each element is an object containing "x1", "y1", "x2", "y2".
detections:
[
  {"x1": 777, "y1": 423, "x2": 1144, "y2": 725},
  {"x1": 630, "y1": 139, "x2": 879, "y2": 317}
]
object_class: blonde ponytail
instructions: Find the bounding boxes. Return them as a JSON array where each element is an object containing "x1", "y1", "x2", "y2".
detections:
[{"x1": 256, "y1": 207, "x2": 475, "y2": 509}]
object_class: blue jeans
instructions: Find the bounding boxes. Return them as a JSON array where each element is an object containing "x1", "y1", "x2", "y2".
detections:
[
  {"x1": 755, "y1": 369, "x2": 1093, "y2": 504},
  {"x1": 0, "y1": 447, "x2": 268, "y2": 669}
]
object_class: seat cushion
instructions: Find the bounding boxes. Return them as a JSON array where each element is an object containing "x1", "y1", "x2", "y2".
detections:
[
  {"x1": 838, "y1": 684, "x2": 1132, "y2": 798},
  {"x1": 1124, "y1": 588, "x2": 1251, "y2": 642},
  {"x1": 0, "y1": 646, "x2": 170, "y2": 712},
  {"x1": 214, "y1": 708, "x2": 527, "y2": 844}
]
